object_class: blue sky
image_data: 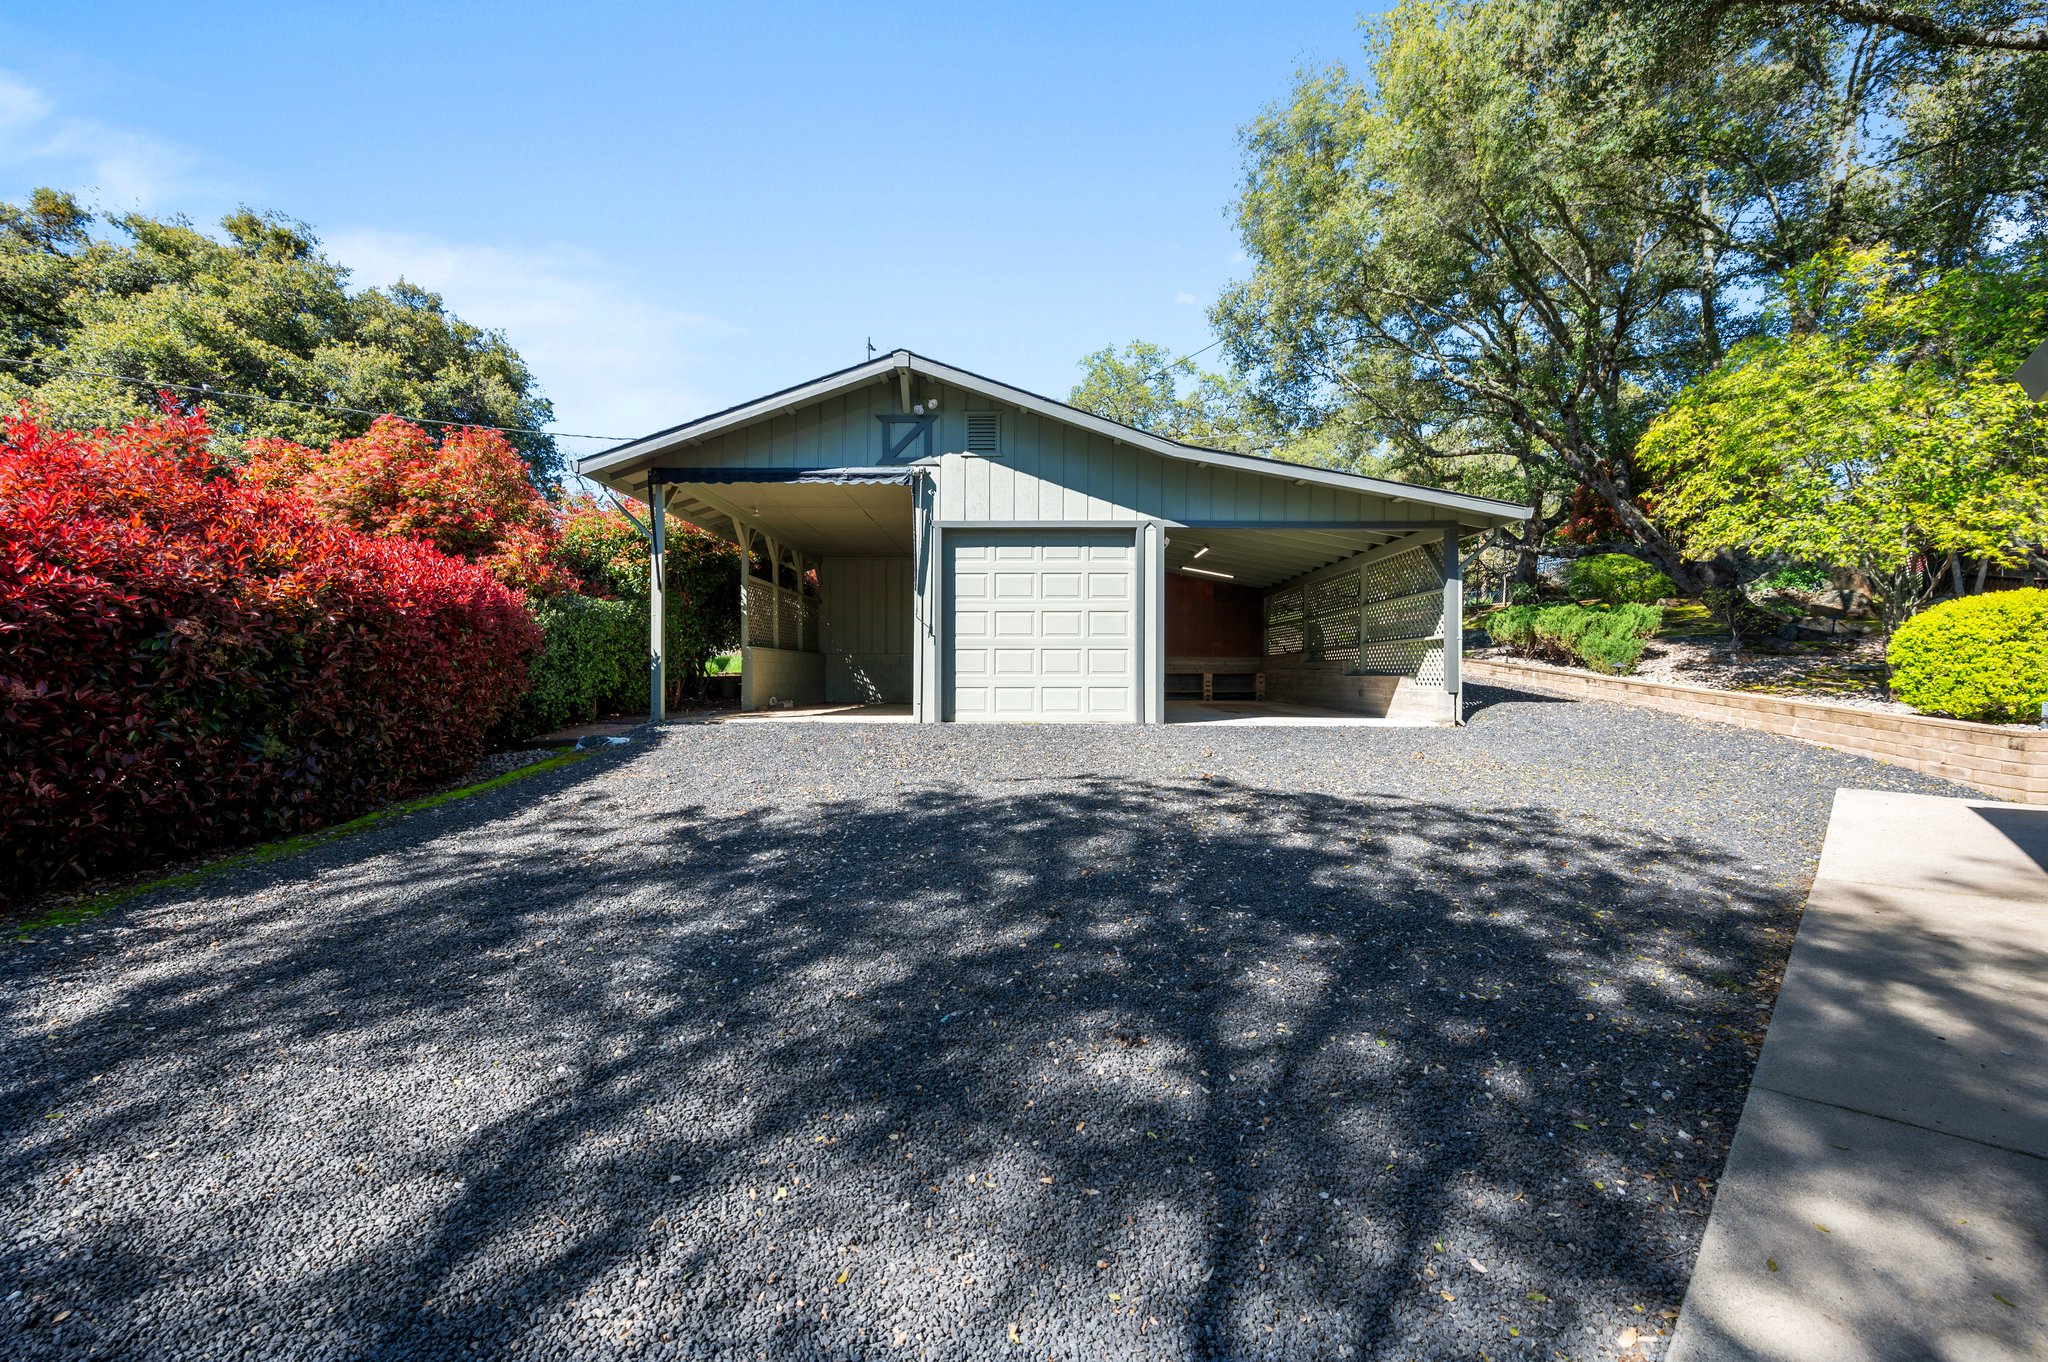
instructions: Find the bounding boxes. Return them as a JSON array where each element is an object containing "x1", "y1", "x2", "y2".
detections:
[{"x1": 0, "y1": 1, "x2": 1383, "y2": 451}]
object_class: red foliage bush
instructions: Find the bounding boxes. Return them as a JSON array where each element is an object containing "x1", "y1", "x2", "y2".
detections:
[
  {"x1": 0, "y1": 406, "x2": 541, "y2": 897},
  {"x1": 242, "y1": 416, "x2": 579, "y2": 594}
]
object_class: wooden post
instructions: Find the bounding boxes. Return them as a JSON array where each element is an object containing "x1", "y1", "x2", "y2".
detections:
[
  {"x1": 648, "y1": 488, "x2": 667, "y2": 721},
  {"x1": 1442, "y1": 526, "x2": 1463, "y2": 725}
]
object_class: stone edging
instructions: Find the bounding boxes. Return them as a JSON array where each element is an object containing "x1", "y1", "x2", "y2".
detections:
[{"x1": 1464, "y1": 658, "x2": 2047, "y2": 803}]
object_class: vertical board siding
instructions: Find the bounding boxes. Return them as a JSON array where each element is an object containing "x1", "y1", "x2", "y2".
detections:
[
  {"x1": 650, "y1": 381, "x2": 1444, "y2": 528},
  {"x1": 822, "y1": 557, "x2": 913, "y2": 704}
]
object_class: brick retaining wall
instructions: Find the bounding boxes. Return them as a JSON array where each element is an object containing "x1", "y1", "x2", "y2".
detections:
[{"x1": 1464, "y1": 658, "x2": 2047, "y2": 803}]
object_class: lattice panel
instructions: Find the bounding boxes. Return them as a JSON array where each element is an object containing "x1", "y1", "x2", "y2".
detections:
[
  {"x1": 1265, "y1": 586, "x2": 1305, "y2": 656},
  {"x1": 745, "y1": 581, "x2": 774, "y2": 646},
  {"x1": 1360, "y1": 588, "x2": 1445, "y2": 645},
  {"x1": 1360, "y1": 541, "x2": 1444, "y2": 605},
  {"x1": 776, "y1": 588, "x2": 804, "y2": 651},
  {"x1": 1303, "y1": 571, "x2": 1361, "y2": 662},
  {"x1": 1356, "y1": 637, "x2": 1447, "y2": 686}
]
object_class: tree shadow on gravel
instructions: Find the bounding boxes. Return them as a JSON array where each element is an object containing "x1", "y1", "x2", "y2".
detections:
[{"x1": 0, "y1": 755, "x2": 1793, "y2": 1362}]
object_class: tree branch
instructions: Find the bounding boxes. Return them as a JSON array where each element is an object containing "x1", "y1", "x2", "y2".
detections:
[{"x1": 1744, "y1": 0, "x2": 2048, "y2": 52}]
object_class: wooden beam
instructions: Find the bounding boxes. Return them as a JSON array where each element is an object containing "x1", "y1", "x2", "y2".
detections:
[{"x1": 1264, "y1": 529, "x2": 1440, "y2": 598}]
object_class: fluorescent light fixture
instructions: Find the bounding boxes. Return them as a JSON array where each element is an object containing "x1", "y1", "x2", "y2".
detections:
[
  {"x1": 1182, "y1": 565, "x2": 1234, "y2": 579},
  {"x1": 1192, "y1": 544, "x2": 1210, "y2": 559}
]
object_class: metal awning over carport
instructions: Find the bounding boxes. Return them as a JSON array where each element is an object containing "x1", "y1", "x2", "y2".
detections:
[{"x1": 648, "y1": 467, "x2": 917, "y2": 559}]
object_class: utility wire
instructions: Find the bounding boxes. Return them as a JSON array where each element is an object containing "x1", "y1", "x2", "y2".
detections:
[
  {"x1": 4, "y1": 338, "x2": 1235, "y2": 447},
  {"x1": 0, "y1": 355, "x2": 631, "y2": 442}
]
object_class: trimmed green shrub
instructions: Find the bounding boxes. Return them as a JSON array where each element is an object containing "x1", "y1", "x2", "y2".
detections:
[
  {"x1": 504, "y1": 594, "x2": 647, "y2": 738},
  {"x1": 1757, "y1": 564, "x2": 1830, "y2": 593},
  {"x1": 1887, "y1": 589, "x2": 2048, "y2": 723},
  {"x1": 1485, "y1": 602, "x2": 1662, "y2": 675},
  {"x1": 1565, "y1": 554, "x2": 1678, "y2": 605}
]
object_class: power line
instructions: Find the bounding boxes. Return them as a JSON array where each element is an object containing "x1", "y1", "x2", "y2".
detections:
[{"x1": 0, "y1": 355, "x2": 632, "y2": 442}]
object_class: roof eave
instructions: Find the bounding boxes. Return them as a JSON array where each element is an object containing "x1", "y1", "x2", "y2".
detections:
[{"x1": 580, "y1": 348, "x2": 1531, "y2": 526}]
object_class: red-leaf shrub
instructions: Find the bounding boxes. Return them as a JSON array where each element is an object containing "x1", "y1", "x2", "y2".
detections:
[
  {"x1": 0, "y1": 406, "x2": 541, "y2": 897},
  {"x1": 242, "y1": 416, "x2": 579, "y2": 595}
]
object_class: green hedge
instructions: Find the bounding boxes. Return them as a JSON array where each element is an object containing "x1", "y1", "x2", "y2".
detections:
[
  {"x1": 503, "y1": 594, "x2": 647, "y2": 738},
  {"x1": 1887, "y1": 589, "x2": 2048, "y2": 723},
  {"x1": 1486, "y1": 602, "x2": 1662, "y2": 675},
  {"x1": 1564, "y1": 554, "x2": 1677, "y2": 605}
]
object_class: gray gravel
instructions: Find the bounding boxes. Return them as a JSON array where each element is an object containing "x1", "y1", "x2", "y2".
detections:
[{"x1": 0, "y1": 688, "x2": 1980, "y2": 1362}]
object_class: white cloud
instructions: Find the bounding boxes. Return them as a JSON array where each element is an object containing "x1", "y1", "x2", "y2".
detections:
[
  {"x1": 1173, "y1": 291, "x2": 1201, "y2": 306},
  {"x1": 0, "y1": 70, "x2": 720, "y2": 450},
  {"x1": 324, "y1": 229, "x2": 729, "y2": 445},
  {"x1": 0, "y1": 70, "x2": 214, "y2": 209}
]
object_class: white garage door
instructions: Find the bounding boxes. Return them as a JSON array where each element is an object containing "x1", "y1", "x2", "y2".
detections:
[{"x1": 945, "y1": 529, "x2": 1137, "y2": 722}]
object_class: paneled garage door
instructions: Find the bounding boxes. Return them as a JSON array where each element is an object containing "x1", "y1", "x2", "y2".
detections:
[{"x1": 945, "y1": 529, "x2": 1137, "y2": 722}]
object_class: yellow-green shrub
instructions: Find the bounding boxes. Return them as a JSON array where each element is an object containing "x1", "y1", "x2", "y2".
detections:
[
  {"x1": 1887, "y1": 589, "x2": 2048, "y2": 723},
  {"x1": 1565, "y1": 554, "x2": 1677, "y2": 605}
]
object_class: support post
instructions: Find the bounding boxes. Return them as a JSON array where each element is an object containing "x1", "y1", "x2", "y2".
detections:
[
  {"x1": 648, "y1": 488, "x2": 667, "y2": 721},
  {"x1": 1140, "y1": 521, "x2": 1165, "y2": 723},
  {"x1": 1442, "y1": 526, "x2": 1463, "y2": 725},
  {"x1": 910, "y1": 471, "x2": 931, "y2": 722}
]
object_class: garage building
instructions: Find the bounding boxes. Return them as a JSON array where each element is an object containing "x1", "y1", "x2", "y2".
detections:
[{"x1": 576, "y1": 350, "x2": 1529, "y2": 725}]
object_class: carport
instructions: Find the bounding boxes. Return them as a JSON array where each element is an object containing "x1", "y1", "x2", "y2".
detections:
[{"x1": 579, "y1": 350, "x2": 1528, "y2": 725}]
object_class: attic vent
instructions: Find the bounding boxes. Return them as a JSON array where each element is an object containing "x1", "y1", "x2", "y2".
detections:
[{"x1": 964, "y1": 411, "x2": 1001, "y2": 454}]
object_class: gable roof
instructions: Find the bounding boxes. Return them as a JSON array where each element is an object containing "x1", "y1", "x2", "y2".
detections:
[{"x1": 577, "y1": 349, "x2": 1530, "y2": 525}]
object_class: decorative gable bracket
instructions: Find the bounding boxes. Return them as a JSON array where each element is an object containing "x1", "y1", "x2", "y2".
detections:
[{"x1": 875, "y1": 414, "x2": 935, "y2": 462}]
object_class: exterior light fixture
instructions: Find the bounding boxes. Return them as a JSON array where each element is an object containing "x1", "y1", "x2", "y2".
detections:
[
  {"x1": 1192, "y1": 544, "x2": 1210, "y2": 559},
  {"x1": 1182, "y1": 565, "x2": 1234, "y2": 580}
]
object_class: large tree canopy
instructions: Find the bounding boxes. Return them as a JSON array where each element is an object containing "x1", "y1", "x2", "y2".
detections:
[
  {"x1": 0, "y1": 188, "x2": 563, "y2": 483},
  {"x1": 1213, "y1": 0, "x2": 2048, "y2": 588},
  {"x1": 1638, "y1": 245, "x2": 2048, "y2": 627},
  {"x1": 1067, "y1": 341, "x2": 1280, "y2": 455}
]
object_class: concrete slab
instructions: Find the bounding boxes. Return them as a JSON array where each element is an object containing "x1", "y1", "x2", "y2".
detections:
[
  {"x1": 1164, "y1": 700, "x2": 1420, "y2": 726},
  {"x1": 1814, "y1": 789, "x2": 2048, "y2": 902},
  {"x1": 1670, "y1": 788, "x2": 2048, "y2": 1362},
  {"x1": 1670, "y1": 1089, "x2": 2048, "y2": 1362},
  {"x1": 1751, "y1": 878, "x2": 2048, "y2": 1159},
  {"x1": 713, "y1": 703, "x2": 913, "y2": 723}
]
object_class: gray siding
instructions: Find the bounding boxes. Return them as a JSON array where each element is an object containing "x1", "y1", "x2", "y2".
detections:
[
  {"x1": 822, "y1": 557, "x2": 913, "y2": 704},
  {"x1": 646, "y1": 379, "x2": 1453, "y2": 529}
]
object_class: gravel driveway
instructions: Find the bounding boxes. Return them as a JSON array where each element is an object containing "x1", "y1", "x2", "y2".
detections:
[{"x1": 0, "y1": 688, "x2": 1978, "y2": 1362}]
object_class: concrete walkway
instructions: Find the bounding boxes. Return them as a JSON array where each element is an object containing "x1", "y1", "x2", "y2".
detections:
[{"x1": 1670, "y1": 789, "x2": 2048, "y2": 1362}]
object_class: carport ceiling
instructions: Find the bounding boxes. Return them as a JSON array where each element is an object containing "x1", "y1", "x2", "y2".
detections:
[
  {"x1": 665, "y1": 482, "x2": 914, "y2": 557},
  {"x1": 1163, "y1": 527, "x2": 1419, "y2": 590}
]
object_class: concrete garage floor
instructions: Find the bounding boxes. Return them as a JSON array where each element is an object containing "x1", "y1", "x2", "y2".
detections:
[
  {"x1": 0, "y1": 690, "x2": 1989, "y2": 1362},
  {"x1": 714, "y1": 701, "x2": 1415, "y2": 726}
]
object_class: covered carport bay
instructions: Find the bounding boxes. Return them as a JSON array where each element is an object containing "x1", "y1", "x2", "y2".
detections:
[
  {"x1": 642, "y1": 467, "x2": 918, "y2": 714},
  {"x1": 625, "y1": 473, "x2": 1485, "y2": 726},
  {"x1": 1158, "y1": 522, "x2": 1473, "y2": 724}
]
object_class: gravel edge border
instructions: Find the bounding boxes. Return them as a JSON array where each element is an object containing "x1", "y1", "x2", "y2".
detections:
[{"x1": 7, "y1": 746, "x2": 588, "y2": 941}]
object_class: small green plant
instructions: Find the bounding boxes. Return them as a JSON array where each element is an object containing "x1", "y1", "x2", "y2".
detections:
[
  {"x1": 1485, "y1": 602, "x2": 1662, "y2": 675},
  {"x1": 1564, "y1": 554, "x2": 1677, "y2": 605},
  {"x1": 1756, "y1": 564, "x2": 1830, "y2": 594},
  {"x1": 503, "y1": 594, "x2": 647, "y2": 737},
  {"x1": 1887, "y1": 589, "x2": 2048, "y2": 723}
]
